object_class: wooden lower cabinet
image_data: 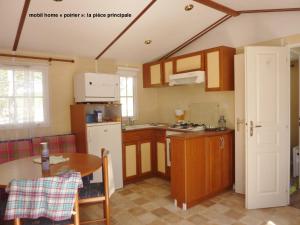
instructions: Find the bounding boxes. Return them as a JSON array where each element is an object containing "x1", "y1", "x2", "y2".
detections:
[
  {"x1": 140, "y1": 141, "x2": 152, "y2": 175},
  {"x1": 122, "y1": 129, "x2": 167, "y2": 184},
  {"x1": 171, "y1": 131, "x2": 234, "y2": 209},
  {"x1": 156, "y1": 142, "x2": 166, "y2": 175},
  {"x1": 124, "y1": 144, "x2": 138, "y2": 179}
]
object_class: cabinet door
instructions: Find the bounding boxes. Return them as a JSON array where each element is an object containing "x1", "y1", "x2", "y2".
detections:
[
  {"x1": 163, "y1": 61, "x2": 173, "y2": 84},
  {"x1": 206, "y1": 50, "x2": 220, "y2": 90},
  {"x1": 175, "y1": 54, "x2": 203, "y2": 73},
  {"x1": 157, "y1": 142, "x2": 166, "y2": 174},
  {"x1": 140, "y1": 141, "x2": 152, "y2": 175},
  {"x1": 207, "y1": 136, "x2": 222, "y2": 193},
  {"x1": 221, "y1": 134, "x2": 233, "y2": 189},
  {"x1": 123, "y1": 143, "x2": 138, "y2": 180},
  {"x1": 150, "y1": 63, "x2": 162, "y2": 85}
]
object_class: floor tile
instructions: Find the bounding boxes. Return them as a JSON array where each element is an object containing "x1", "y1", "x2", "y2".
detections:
[{"x1": 78, "y1": 178, "x2": 300, "y2": 225}]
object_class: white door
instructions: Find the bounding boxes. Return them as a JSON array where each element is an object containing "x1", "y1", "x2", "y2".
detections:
[
  {"x1": 245, "y1": 46, "x2": 290, "y2": 209},
  {"x1": 87, "y1": 122, "x2": 123, "y2": 189},
  {"x1": 234, "y1": 54, "x2": 245, "y2": 194}
]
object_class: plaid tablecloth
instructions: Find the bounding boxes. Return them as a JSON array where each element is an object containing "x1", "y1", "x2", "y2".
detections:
[{"x1": 4, "y1": 172, "x2": 83, "y2": 221}]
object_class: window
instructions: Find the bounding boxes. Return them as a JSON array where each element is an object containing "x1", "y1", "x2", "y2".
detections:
[
  {"x1": 0, "y1": 64, "x2": 49, "y2": 128},
  {"x1": 117, "y1": 67, "x2": 138, "y2": 118}
]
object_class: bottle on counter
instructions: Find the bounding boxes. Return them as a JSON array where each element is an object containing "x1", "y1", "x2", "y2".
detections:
[
  {"x1": 41, "y1": 142, "x2": 50, "y2": 172},
  {"x1": 218, "y1": 115, "x2": 226, "y2": 131}
]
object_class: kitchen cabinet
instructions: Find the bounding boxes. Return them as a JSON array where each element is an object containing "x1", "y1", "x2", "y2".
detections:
[
  {"x1": 124, "y1": 143, "x2": 138, "y2": 179},
  {"x1": 155, "y1": 129, "x2": 168, "y2": 178},
  {"x1": 143, "y1": 46, "x2": 234, "y2": 90},
  {"x1": 163, "y1": 60, "x2": 174, "y2": 84},
  {"x1": 140, "y1": 141, "x2": 152, "y2": 175},
  {"x1": 143, "y1": 62, "x2": 163, "y2": 88},
  {"x1": 156, "y1": 142, "x2": 166, "y2": 174},
  {"x1": 174, "y1": 52, "x2": 204, "y2": 73},
  {"x1": 122, "y1": 129, "x2": 154, "y2": 183},
  {"x1": 205, "y1": 46, "x2": 235, "y2": 91},
  {"x1": 170, "y1": 130, "x2": 234, "y2": 209},
  {"x1": 122, "y1": 129, "x2": 167, "y2": 184}
]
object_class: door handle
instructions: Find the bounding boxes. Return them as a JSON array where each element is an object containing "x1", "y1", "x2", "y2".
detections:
[
  {"x1": 250, "y1": 121, "x2": 253, "y2": 136},
  {"x1": 250, "y1": 121, "x2": 262, "y2": 136}
]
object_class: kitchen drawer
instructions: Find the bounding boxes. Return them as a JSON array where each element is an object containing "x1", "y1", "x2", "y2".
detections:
[{"x1": 123, "y1": 129, "x2": 155, "y2": 142}]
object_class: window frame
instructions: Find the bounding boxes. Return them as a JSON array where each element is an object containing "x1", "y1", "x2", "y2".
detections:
[
  {"x1": 0, "y1": 62, "x2": 49, "y2": 129},
  {"x1": 117, "y1": 67, "x2": 138, "y2": 120}
]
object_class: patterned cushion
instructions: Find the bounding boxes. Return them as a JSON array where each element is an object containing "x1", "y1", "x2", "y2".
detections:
[
  {"x1": 59, "y1": 135, "x2": 76, "y2": 153},
  {"x1": 0, "y1": 134, "x2": 76, "y2": 164},
  {"x1": 0, "y1": 142, "x2": 10, "y2": 163},
  {"x1": 43, "y1": 136, "x2": 60, "y2": 153},
  {"x1": 31, "y1": 137, "x2": 43, "y2": 156},
  {"x1": 8, "y1": 140, "x2": 32, "y2": 160}
]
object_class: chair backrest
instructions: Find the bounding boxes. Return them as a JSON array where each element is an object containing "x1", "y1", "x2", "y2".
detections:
[{"x1": 4, "y1": 172, "x2": 82, "y2": 222}]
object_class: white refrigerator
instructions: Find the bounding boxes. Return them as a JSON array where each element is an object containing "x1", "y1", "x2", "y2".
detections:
[{"x1": 86, "y1": 122, "x2": 123, "y2": 189}]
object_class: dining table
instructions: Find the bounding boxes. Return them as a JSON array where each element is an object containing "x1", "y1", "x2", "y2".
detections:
[{"x1": 0, "y1": 153, "x2": 102, "y2": 225}]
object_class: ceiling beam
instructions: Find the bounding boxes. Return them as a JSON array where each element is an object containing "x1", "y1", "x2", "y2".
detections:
[
  {"x1": 95, "y1": 0, "x2": 157, "y2": 60},
  {"x1": 159, "y1": 15, "x2": 231, "y2": 61},
  {"x1": 13, "y1": 0, "x2": 31, "y2": 51},
  {"x1": 239, "y1": 8, "x2": 300, "y2": 14},
  {"x1": 193, "y1": 0, "x2": 240, "y2": 17},
  {"x1": 0, "y1": 53, "x2": 74, "y2": 63}
]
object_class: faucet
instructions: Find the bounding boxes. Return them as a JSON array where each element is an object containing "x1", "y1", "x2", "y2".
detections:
[{"x1": 128, "y1": 117, "x2": 135, "y2": 126}]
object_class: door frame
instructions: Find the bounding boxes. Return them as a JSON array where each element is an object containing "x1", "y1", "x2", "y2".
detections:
[{"x1": 288, "y1": 43, "x2": 300, "y2": 191}]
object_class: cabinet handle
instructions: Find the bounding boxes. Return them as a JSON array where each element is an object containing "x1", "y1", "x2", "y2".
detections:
[{"x1": 220, "y1": 137, "x2": 224, "y2": 149}]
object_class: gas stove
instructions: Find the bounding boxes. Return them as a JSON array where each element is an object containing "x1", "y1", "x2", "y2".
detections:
[{"x1": 168, "y1": 122, "x2": 206, "y2": 132}]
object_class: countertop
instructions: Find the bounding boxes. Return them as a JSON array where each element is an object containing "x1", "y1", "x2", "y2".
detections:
[
  {"x1": 169, "y1": 129, "x2": 234, "y2": 139},
  {"x1": 122, "y1": 124, "x2": 234, "y2": 138}
]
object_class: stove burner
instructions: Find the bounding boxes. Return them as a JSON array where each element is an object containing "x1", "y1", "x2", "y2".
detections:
[{"x1": 169, "y1": 122, "x2": 206, "y2": 131}]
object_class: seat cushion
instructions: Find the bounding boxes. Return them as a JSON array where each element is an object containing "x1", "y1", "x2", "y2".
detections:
[
  {"x1": 22, "y1": 218, "x2": 73, "y2": 225},
  {"x1": 79, "y1": 182, "x2": 104, "y2": 199}
]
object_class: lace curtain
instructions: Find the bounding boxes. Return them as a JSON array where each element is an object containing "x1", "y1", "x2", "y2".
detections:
[{"x1": 0, "y1": 63, "x2": 49, "y2": 140}]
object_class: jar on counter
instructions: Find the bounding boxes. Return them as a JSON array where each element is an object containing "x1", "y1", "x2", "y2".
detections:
[{"x1": 218, "y1": 115, "x2": 226, "y2": 131}]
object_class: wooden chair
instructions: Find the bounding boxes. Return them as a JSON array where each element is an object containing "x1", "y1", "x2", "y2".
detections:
[{"x1": 78, "y1": 148, "x2": 110, "y2": 225}]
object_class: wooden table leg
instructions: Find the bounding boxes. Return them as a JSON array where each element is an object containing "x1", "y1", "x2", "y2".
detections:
[
  {"x1": 74, "y1": 192, "x2": 80, "y2": 225},
  {"x1": 14, "y1": 218, "x2": 21, "y2": 225}
]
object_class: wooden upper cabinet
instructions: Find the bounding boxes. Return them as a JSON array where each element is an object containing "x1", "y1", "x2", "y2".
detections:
[
  {"x1": 174, "y1": 52, "x2": 204, "y2": 73},
  {"x1": 143, "y1": 46, "x2": 234, "y2": 90},
  {"x1": 163, "y1": 60, "x2": 174, "y2": 84},
  {"x1": 205, "y1": 46, "x2": 235, "y2": 91},
  {"x1": 143, "y1": 62, "x2": 163, "y2": 88}
]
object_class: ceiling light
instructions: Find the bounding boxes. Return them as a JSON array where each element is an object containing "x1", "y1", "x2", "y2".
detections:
[
  {"x1": 185, "y1": 4, "x2": 194, "y2": 11},
  {"x1": 53, "y1": 0, "x2": 63, "y2": 2},
  {"x1": 144, "y1": 40, "x2": 152, "y2": 45}
]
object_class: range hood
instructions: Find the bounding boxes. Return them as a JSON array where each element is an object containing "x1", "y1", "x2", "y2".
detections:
[{"x1": 169, "y1": 71, "x2": 205, "y2": 86}]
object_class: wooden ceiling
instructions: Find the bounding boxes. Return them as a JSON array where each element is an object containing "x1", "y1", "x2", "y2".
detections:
[{"x1": 0, "y1": 0, "x2": 300, "y2": 63}]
